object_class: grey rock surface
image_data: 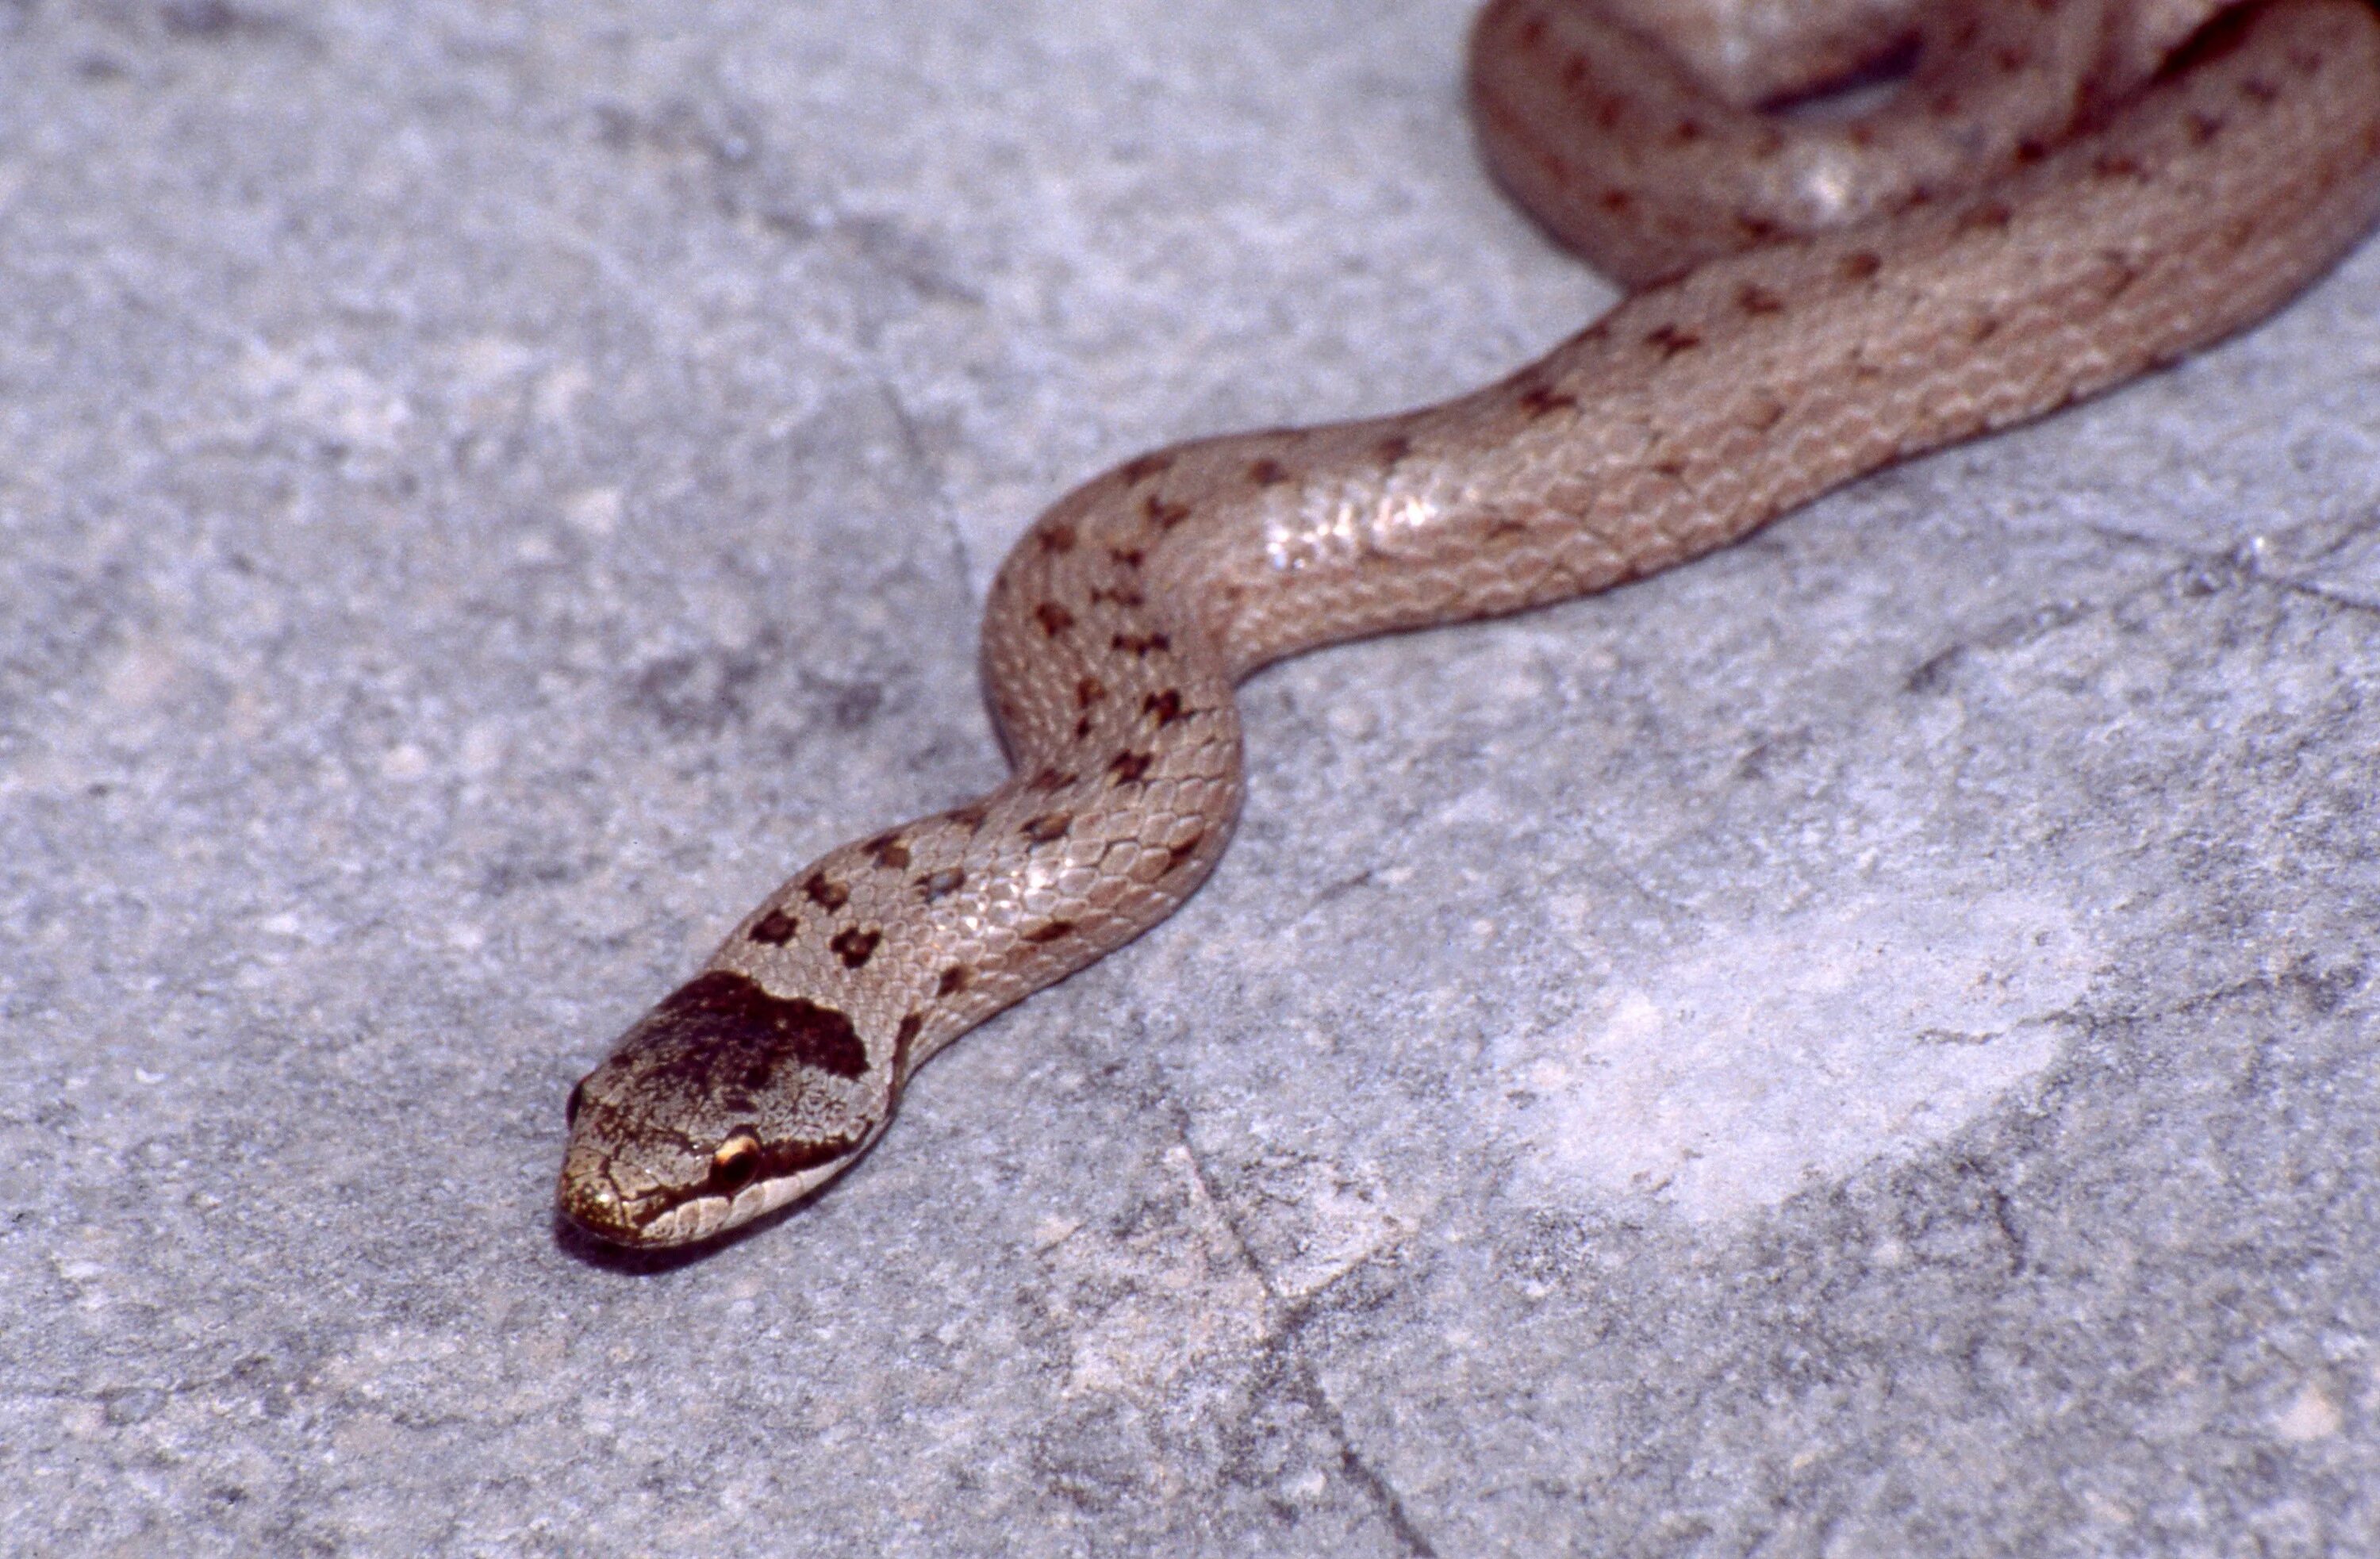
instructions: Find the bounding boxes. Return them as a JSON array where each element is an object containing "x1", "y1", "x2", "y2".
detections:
[{"x1": 6, "y1": 1, "x2": 2379, "y2": 1553}]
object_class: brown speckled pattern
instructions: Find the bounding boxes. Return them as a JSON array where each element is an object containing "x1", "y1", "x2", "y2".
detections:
[{"x1": 558, "y1": 0, "x2": 2380, "y2": 1248}]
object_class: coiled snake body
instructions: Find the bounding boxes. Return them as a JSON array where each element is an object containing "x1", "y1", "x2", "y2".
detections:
[{"x1": 560, "y1": 0, "x2": 2380, "y2": 1247}]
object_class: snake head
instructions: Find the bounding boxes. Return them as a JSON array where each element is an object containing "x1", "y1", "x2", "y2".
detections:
[{"x1": 556, "y1": 970, "x2": 896, "y2": 1247}]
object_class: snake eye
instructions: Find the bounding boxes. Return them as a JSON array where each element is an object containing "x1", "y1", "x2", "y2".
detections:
[
  {"x1": 710, "y1": 1131, "x2": 763, "y2": 1192},
  {"x1": 565, "y1": 1079, "x2": 589, "y2": 1127}
]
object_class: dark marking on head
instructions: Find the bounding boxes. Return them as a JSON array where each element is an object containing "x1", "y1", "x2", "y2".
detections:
[
  {"x1": 1119, "y1": 452, "x2": 1174, "y2": 486},
  {"x1": 1485, "y1": 516, "x2": 1529, "y2": 540},
  {"x1": 1651, "y1": 459, "x2": 1686, "y2": 480},
  {"x1": 2239, "y1": 77, "x2": 2278, "y2": 105},
  {"x1": 2093, "y1": 153, "x2": 2147, "y2": 182},
  {"x1": 892, "y1": 1013, "x2": 923, "y2": 1073},
  {"x1": 1839, "y1": 251, "x2": 1883, "y2": 283},
  {"x1": 1248, "y1": 458, "x2": 1290, "y2": 486},
  {"x1": 1376, "y1": 435, "x2": 1412, "y2": 468},
  {"x1": 937, "y1": 965, "x2": 973, "y2": 996},
  {"x1": 1020, "y1": 812, "x2": 1073, "y2": 843},
  {"x1": 1023, "y1": 920, "x2": 1076, "y2": 944},
  {"x1": 2187, "y1": 111, "x2": 2225, "y2": 145},
  {"x1": 919, "y1": 867, "x2": 966, "y2": 901},
  {"x1": 1039, "y1": 523, "x2": 1077, "y2": 554},
  {"x1": 1090, "y1": 584, "x2": 1147, "y2": 608},
  {"x1": 1074, "y1": 715, "x2": 1093, "y2": 740},
  {"x1": 829, "y1": 927, "x2": 882, "y2": 970},
  {"x1": 1108, "y1": 751, "x2": 1154, "y2": 785},
  {"x1": 1028, "y1": 766, "x2": 1076, "y2": 793},
  {"x1": 1967, "y1": 315, "x2": 2001, "y2": 344},
  {"x1": 1515, "y1": 13, "x2": 1544, "y2": 48},
  {"x1": 641, "y1": 970, "x2": 868, "y2": 1081},
  {"x1": 1645, "y1": 324, "x2": 1702, "y2": 358},
  {"x1": 1670, "y1": 117, "x2": 1703, "y2": 144},
  {"x1": 1076, "y1": 675, "x2": 1109, "y2": 708},
  {"x1": 2015, "y1": 137, "x2": 2048, "y2": 164},
  {"x1": 1143, "y1": 689, "x2": 1186, "y2": 726},
  {"x1": 1035, "y1": 601, "x2": 1075, "y2": 637},
  {"x1": 748, "y1": 907, "x2": 800, "y2": 946},
  {"x1": 1599, "y1": 186, "x2": 1633, "y2": 215},
  {"x1": 1108, "y1": 547, "x2": 1145, "y2": 570},
  {"x1": 804, "y1": 873, "x2": 850, "y2": 911},
  {"x1": 865, "y1": 832, "x2": 912, "y2": 870},
  {"x1": 1111, "y1": 632, "x2": 1170, "y2": 658},
  {"x1": 1144, "y1": 496, "x2": 1192, "y2": 530},
  {"x1": 1735, "y1": 284, "x2": 1783, "y2": 317},
  {"x1": 950, "y1": 801, "x2": 990, "y2": 831}
]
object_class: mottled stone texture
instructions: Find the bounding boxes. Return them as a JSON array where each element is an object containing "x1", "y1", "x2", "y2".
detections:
[{"x1": 4, "y1": 2, "x2": 2377, "y2": 1554}]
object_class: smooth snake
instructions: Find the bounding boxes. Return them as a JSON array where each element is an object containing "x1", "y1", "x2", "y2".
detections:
[{"x1": 558, "y1": 0, "x2": 2380, "y2": 1247}]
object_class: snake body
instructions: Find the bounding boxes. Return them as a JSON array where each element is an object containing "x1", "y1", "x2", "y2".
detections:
[{"x1": 559, "y1": 0, "x2": 2380, "y2": 1247}]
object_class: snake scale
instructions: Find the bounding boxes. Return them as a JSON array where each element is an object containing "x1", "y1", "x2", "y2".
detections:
[{"x1": 559, "y1": 0, "x2": 2380, "y2": 1247}]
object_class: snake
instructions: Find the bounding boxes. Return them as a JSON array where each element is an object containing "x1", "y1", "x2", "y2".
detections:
[{"x1": 557, "y1": 0, "x2": 2380, "y2": 1247}]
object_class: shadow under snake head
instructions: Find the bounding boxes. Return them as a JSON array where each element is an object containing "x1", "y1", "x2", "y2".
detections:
[{"x1": 556, "y1": 970, "x2": 898, "y2": 1247}]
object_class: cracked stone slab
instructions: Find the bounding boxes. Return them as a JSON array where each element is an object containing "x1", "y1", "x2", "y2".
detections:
[{"x1": 4, "y1": 1, "x2": 2378, "y2": 1554}]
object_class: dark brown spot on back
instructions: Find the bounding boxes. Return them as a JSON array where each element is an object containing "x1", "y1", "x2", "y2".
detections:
[
  {"x1": 1645, "y1": 324, "x2": 1701, "y2": 358},
  {"x1": 1111, "y1": 632, "x2": 1170, "y2": 658},
  {"x1": 1376, "y1": 435, "x2": 1412, "y2": 467},
  {"x1": 1035, "y1": 601, "x2": 1075, "y2": 637},
  {"x1": 1038, "y1": 523, "x2": 1077, "y2": 554},
  {"x1": 1021, "y1": 812, "x2": 1072, "y2": 843},
  {"x1": 804, "y1": 873, "x2": 850, "y2": 911},
  {"x1": 1023, "y1": 920, "x2": 1076, "y2": 944},
  {"x1": 1119, "y1": 452, "x2": 1174, "y2": 486},
  {"x1": 1736, "y1": 284, "x2": 1783, "y2": 317},
  {"x1": 1144, "y1": 496, "x2": 1192, "y2": 531},
  {"x1": 937, "y1": 965, "x2": 972, "y2": 996},
  {"x1": 949, "y1": 801, "x2": 990, "y2": 831},
  {"x1": 1108, "y1": 751, "x2": 1154, "y2": 785},
  {"x1": 1248, "y1": 459, "x2": 1289, "y2": 486},
  {"x1": 1143, "y1": 688, "x2": 1186, "y2": 726},
  {"x1": 865, "y1": 832, "x2": 911, "y2": 870},
  {"x1": 1108, "y1": 547, "x2": 1145, "y2": 570},
  {"x1": 829, "y1": 927, "x2": 882, "y2": 969},
  {"x1": 748, "y1": 908, "x2": 800, "y2": 946},
  {"x1": 892, "y1": 1013, "x2": 923, "y2": 1072},
  {"x1": 1955, "y1": 200, "x2": 2013, "y2": 234},
  {"x1": 1839, "y1": 251, "x2": 1883, "y2": 282},
  {"x1": 1520, "y1": 384, "x2": 1580, "y2": 419},
  {"x1": 919, "y1": 867, "x2": 965, "y2": 901},
  {"x1": 1162, "y1": 828, "x2": 1207, "y2": 877},
  {"x1": 1076, "y1": 675, "x2": 1109, "y2": 708}
]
